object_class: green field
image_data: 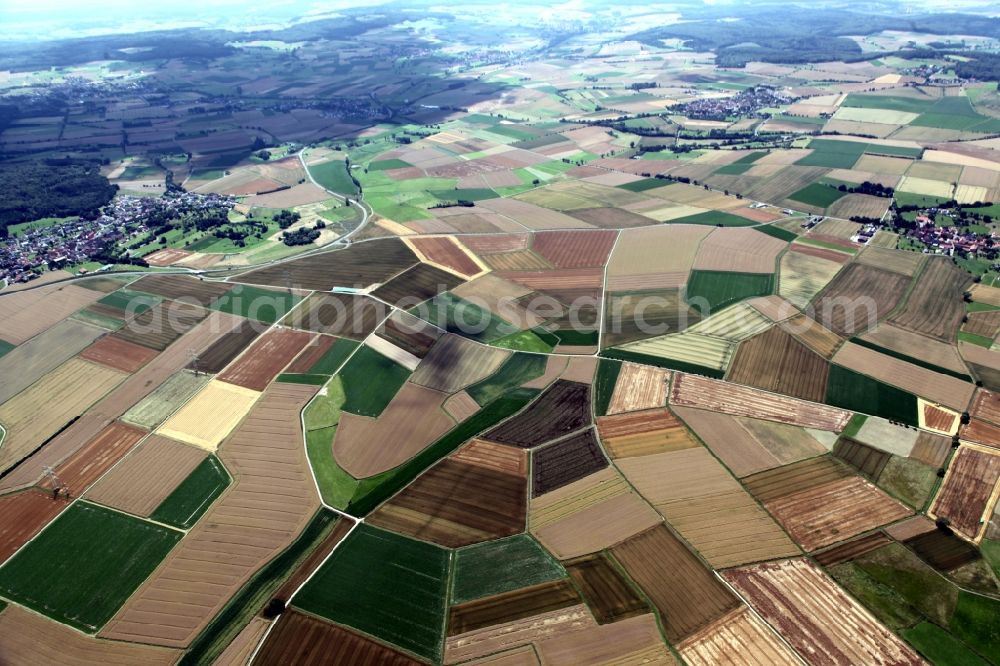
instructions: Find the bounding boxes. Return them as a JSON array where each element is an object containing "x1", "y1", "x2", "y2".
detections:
[
  {"x1": 491, "y1": 330, "x2": 554, "y2": 353},
  {"x1": 600, "y1": 348, "x2": 727, "y2": 379},
  {"x1": 616, "y1": 177, "x2": 670, "y2": 192},
  {"x1": 825, "y1": 365, "x2": 918, "y2": 426},
  {"x1": 713, "y1": 151, "x2": 767, "y2": 175},
  {"x1": 338, "y1": 345, "x2": 410, "y2": 417},
  {"x1": 367, "y1": 158, "x2": 412, "y2": 171},
  {"x1": 210, "y1": 285, "x2": 303, "y2": 324},
  {"x1": 670, "y1": 210, "x2": 757, "y2": 226},
  {"x1": 950, "y1": 592, "x2": 1000, "y2": 661},
  {"x1": 895, "y1": 192, "x2": 954, "y2": 209},
  {"x1": 303, "y1": 337, "x2": 360, "y2": 375},
  {"x1": 905, "y1": 623, "x2": 989, "y2": 666},
  {"x1": 451, "y1": 534, "x2": 564, "y2": 604},
  {"x1": 308, "y1": 159, "x2": 357, "y2": 195},
  {"x1": 842, "y1": 94, "x2": 933, "y2": 114},
  {"x1": 466, "y1": 352, "x2": 547, "y2": 406},
  {"x1": 912, "y1": 97, "x2": 1000, "y2": 133},
  {"x1": 429, "y1": 187, "x2": 498, "y2": 202},
  {"x1": 593, "y1": 358, "x2": 622, "y2": 417},
  {"x1": 796, "y1": 139, "x2": 866, "y2": 168},
  {"x1": 0, "y1": 501, "x2": 181, "y2": 631},
  {"x1": 842, "y1": 413, "x2": 868, "y2": 439},
  {"x1": 276, "y1": 373, "x2": 330, "y2": 385},
  {"x1": 293, "y1": 524, "x2": 450, "y2": 662},
  {"x1": 789, "y1": 183, "x2": 848, "y2": 208},
  {"x1": 304, "y1": 375, "x2": 346, "y2": 432},
  {"x1": 959, "y1": 331, "x2": 994, "y2": 348},
  {"x1": 755, "y1": 223, "x2": 798, "y2": 242},
  {"x1": 686, "y1": 270, "x2": 774, "y2": 314},
  {"x1": 0, "y1": 339, "x2": 14, "y2": 358},
  {"x1": 99, "y1": 288, "x2": 161, "y2": 314},
  {"x1": 150, "y1": 455, "x2": 231, "y2": 529},
  {"x1": 420, "y1": 292, "x2": 516, "y2": 343}
]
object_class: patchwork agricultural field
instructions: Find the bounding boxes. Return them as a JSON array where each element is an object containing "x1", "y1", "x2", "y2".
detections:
[{"x1": 7, "y1": 5, "x2": 1000, "y2": 662}]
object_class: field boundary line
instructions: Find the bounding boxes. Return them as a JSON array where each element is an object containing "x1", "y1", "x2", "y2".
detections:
[
  {"x1": 714, "y1": 571, "x2": 808, "y2": 665},
  {"x1": 596, "y1": 229, "x2": 622, "y2": 351}
]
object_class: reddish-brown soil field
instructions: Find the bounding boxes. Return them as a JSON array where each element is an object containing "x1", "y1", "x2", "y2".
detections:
[
  {"x1": 911, "y1": 431, "x2": 952, "y2": 466},
  {"x1": 962, "y1": 418, "x2": 1000, "y2": 450},
  {"x1": 670, "y1": 372, "x2": 852, "y2": 431},
  {"x1": 452, "y1": 439, "x2": 528, "y2": 476},
  {"x1": 596, "y1": 408, "x2": 698, "y2": 458},
  {"x1": 833, "y1": 438, "x2": 891, "y2": 478},
  {"x1": 923, "y1": 403, "x2": 956, "y2": 432},
  {"x1": 532, "y1": 429, "x2": 609, "y2": 497},
  {"x1": 460, "y1": 234, "x2": 530, "y2": 255},
  {"x1": 131, "y1": 274, "x2": 232, "y2": 307},
  {"x1": 448, "y1": 580, "x2": 582, "y2": 636},
  {"x1": 723, "y1": 559, "x2": 924, "y2": 666},
  {"x1": 496, "y1": 268, "x2": 604, "y2": 291},
  {"x1": 611, "y1": 525, "x2": 740, "y2": 643},
  {"x1": 0, "y1": 312, "x2": 243, "y2": 493},
  {"x1": 410, "y1": 236, "x2": 483, "y2": 277},
  {"x1": 963, "y1": 310, "x2": 1000, "y2": 339},
  {"x1": 904, "y1": 529, "x2": 982, "y2": 571},
  {"x1": 789, "y1": 243, "x2": 851, "y2": 264},
  {"x1": 0, "y1": 489, "x2": 67, "y2": 563},
  {"x1": 101, "y1": 383, "x2": 321, "y2": 648},
  {"x1": 238, "y1": 238, "x2": 417, "y2": 290},
  {"x1": 811, "y1": 263, "x2": 909, "y2": 336},
  {"x1": 376, "y1": 311, "x2": 443, "y2": 359},
  {"x1": 84, "y1": 435, "x2": 207, "y2": 517},
  {"x1": 196, "y1": 323, "x2": 262, "y2": 373},
  {"x1": 606, "y1": 363, "x2": 670, "y2": 415},
  {"x1": 39, "y1": 421, "x2": 147, "y2": 496},
  {"x1": 254, "y1": 610, "x2": 421, "y2": 666},
  {"x1": 931, "y1": 445, "x2": 1000, "y2": 541},
  {"x1": 218, "y1": 328, "x2": 314, "y2": 390},
  {"x1": 484, "y1": 380, "x2": 591, "y2": 448},
  {"x1": 371, "y1": 263, "x2": 465, "y2": 307},
  {"x1": 726, "y1": 326, "x2": 830, "y2": 402},
  {"x1": 743, "y1": 457, "x2": 853, "y2": 503},
  {"x1": 678, "y1": 607, "x2": 800, "y2": 666},
  {"x1": 565, "y1": 553, "x2": 649, "y2": 624},
  {"x1": 890, "y1": 257, "x2": 972, "y2": 342},
  {"x1": 971, "y1": 389, "x2": 1000, "y2": 425},
  {"x1": 482, "y1": 249, "x2": 552, "y2": 272},
  {"x1": 0, "y1": 604, "x2": 181, "y2": 666},
  {"x1": 282, "y1": 293, "x2": 386, "y2": 340},
  {"x1": 79, "y1": 335, "x2": 159, "y2": 373},
  {"x1": 368, "y1": 449, "x2": 527, "y2": 547},
  {"x1": 813, "y1": 532, "x2": 892, "y2": 566},
  {"x1": 285, "y1": 334, "x2": 337, "y2": 374},
  {"x1": 112, "y1": 301, "x2": 208, "y2": 351},
  {"x1": 143, "y1": 248, "x2": 193, "y2": 267},
  {"x1": 531, "y1": 230, "x2": 618, "y2": 269}
]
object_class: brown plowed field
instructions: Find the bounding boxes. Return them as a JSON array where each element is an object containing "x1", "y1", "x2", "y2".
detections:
[
  {"x1": 239, "y1": 237, "x2": 417, "y2": 290},
  {"x1": 904, "y1": 529, "x2": 982, "y2": 572},
  {"x1": 890, "y1": 257, "x2": 972, "y2": 342},
  {"x1": 368, "y1": 451, "x2": 526, "y2": 548},
  {"x1": 453, "y1": 439, "x2": 528, "y2": 476},
  {"x1": 603, "y1": 289, "x2": 702, "y2": 346},
  {"x1": 213, "y1": 616, "x2": 270, "y2": 666},
  {"x1": 0, "y1": 319, "x2": 106, "y2": 404},
  {"x1": 568, "y1": 206, "x2": 658, "y2": 229},
  {"x1": 885, "y1": 515, "x2": 937, "y2": 542},
  {"x1": 0, "y1": 489, "x2": 67, "y2": 563},
  {"x1": 856, "y1": 246, "x2": 925, "y2": 277},
  {"x1": 448, "y1": 580, "x2": 582, "y2": 636},
  {"x1": 112, "y1": 301, "x2": 208, "y2": 351},
  {"x1": 460, "y1": 234, "x2": 530, "y2": 255},
  {"x1": 930, "y1": 444, "x2": 1000, "y2": 541},
  {"x1": 565, "y1": 553, "x2": 649, "y2": 624},
  {"x1": 85, "y1": 435, "x2": 207, "y2": 517},
  {"x1": 670, "y1": 372, "x2": 852, "y2": 431},
  {"x1": 723, "y1": 559, "x2": 924, "y2": 666},
  {"x1": 596, "y1": 408, "x2": 698, "y2": 458},
  {"x1": 861, "y1": 323, "x2": 969, "y2": 375},
  {"x1": 254, "y1": 609, "x2": 421, "y2": 666},
  {"x1": 743, "y1": 457, "x2": 853, "y2": 504},
  {"x1": 674, "y1": 407, "x2": 785, "y2": 477},
  {"x1": 377, "y1": 311, "x2": 444, "y2": 359},
  {"x1": 923, "y1": 403, "x2": 956, "y2": 433},
  {"x1": 196, "y1": 324, "x2": 262, "y2": 373},
  {"x1": 532, "y1": 429, "x2": 608, "y2": 497},
  {"x1": 482, "y1": 250, "x2": 551, "y2": 272},
  {"x1": 678, "y1": 607, "x2": 801, "y2": 666},
  {"x1": 218, "y1": 328, "x2": 314, "y2": 390},
  {"x1": 371, "y1": 262, "x2": 465, "y2": 307},
  {"x1": 130, "y1": 274, "x2": 232, "y2": 306},
  {"x1": 963, "y1": 310, "x2": 1000, "y2": 339},
  {"x1": 100, "y1": 383, "x2": 321, "y2": 648},
  {"x1": 411, "y1": 333, "x2": 510, "y2": 394},
  {"x1": 530, "y1": 230, "x2": 618, "y2": 269},
  {"x1": 811, "y1": 263, "x2": 909, "y2": 336},
  {"x1": 334, "y1": 383, "x2": 455, "y2": 478},
  {"x1": 445, "y1": 391, "x2": 481, "y2": 422},
  {"x1": 40, "y1": 421, "x2": 147, "y2": 496},
  {"x1": 779, "y1": 314, "x2": 844, "y2": 359},
  {"x1": 812, "y1": 532, "x2": 892, "y2": 566},
  {"x1": 285, "y1": 334, "x2": 336, "y2": 374},
  {"x1": 534, "y1": 613, "x2": 677, "y2": 665},
  {"x1": 611, "y1": 525, "x2": 740, "y2": 643},
  {"x1": 961, "y1": 418, "x2": 1000, "y2": 450},
  {"x1": 834, "y1": 438, "x2": 891, "y2": 477},
  {"x1": 410, "y1": 236, "x2": 483, "y2": 277},
  {"x1": 971, "y1": 389, "x2": 1000, "y2": 427},
  {"x1": 445, "y1": 604, "x2": 596, "y2": 664},
  {"x1": 727, "y1": 326, "x2": 830, "y2": 402},
  {"x1": 834, "y1": 342, "x2": 975, "y2": 411},
  {"x1": 789, "y1": 243, "x2": 851, "y2": 264},
  {"x1": 484, "y1": 380, "x2": 591, "y2": 448},
  {"x1": 79, "y1": 335, "x2": 159, "y2": 373},
  {"x1": 607, "y1": 363, "x2": 670, "y2": 414},
  {"x1": 911, "y1": 431, "x2": 952, "y2": 467},
  {"x1": 282, "y1": 293, "x2": 385, "y2": 340},
  {"x1": 0, "y1": 283, "x2": 101, "y2": 345},
  {"x1": 0, "y1": 604, "x2": 181, "y2": 666},
  {"x1": 692, "y1": 227, "x2": 787, "y2": 274},
  {"x1": 0, "y1": 312, "x2": 242, "y2": 493},
  {"x1": 765, "y1": 475, "x2": 912, "y2": 551},
  {"x1": 497, "y1": 268, "x2": 604, "y2": 291}
]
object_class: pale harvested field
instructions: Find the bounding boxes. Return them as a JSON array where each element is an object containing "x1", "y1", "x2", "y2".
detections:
[
  {"x1": 686, "y1": 302, "x2": 772, "y2": 342},
  {"x1": 812, "y1": 219, "x2": 860, "y2": 240},
  {"x1": 534, "y1": 613, "x2": 677, "y2": 665},
  {"x1": 607, "y1": 225, "x2": 711, "y2": 279},
  {"x1": 765, "y1": 475, "x2": 912, "y2": 551},
  {"x1": 678, "y1": 608, "x2": 801, "y2": 666},
  {"x1": 853, "y1": 416, "x2": 919, "y2": 457},
  {"x1": 445, "y1": 604, "x2": 596, "y2": 664},
  {"x1": 670, "y1": 372, "x2": 852, "y2": 431},
  {"x1": 855, "y1": 154, "x2": 914, "y2": 175},
  {"x1": 444, "y1": 391, "x2": 481, "y2": 422},
  {"x1": 0, "y1": 283, "x2": 101, "y2": 344},
  {"x1": 479, "y1": 198, "x2": 593, "y2": 230},
  {"x1": 855, "y1": 246, "x2": 924, "y2": 276},
  {"x1": 833, "y1": 106, "x2": 919, "y2": 125},
  {"x1": 860, "y1": 323, "x2": 968, "y2": 375},
  {"x1": 213, "y1": 616, "x2": 271, "y2": 666},
  {"x1": 0, "y1": 318, "x2": 105, "y2": 404},
  {"x1": 925, "y1": 149, "x2": 1000, "y2": 172},
  {"x1": 121, "y1": 370, "x2": 211, "y2": 429},
  {"x1": 674, "y1": 407, "x2": 785, "y2": 477},
  {"x1": 897, "y1": 175, "x2": 954, "y2": 198},
  {"x1": 869, "y1": 230, "x2": 899, "y2": 248},
  {"x1": 779, "y1": 315, "x2": 844, "y2": 359},
  {"x1": 0, "y1": 358, "x2": 126, "y2": 473},
  {"x1": 723, "y1": 559, "x2": 924, "y2": 666},
  {"x1": 607, "y1": 363, "x2": 669, "y2": 414},
  {"x1": 482, "y1": 250, "x2": 551, "y2": 271},
  {"x1": 367, "y1": 334, "x2": 421, "y2": 371},
  {"x1": 834, "y1": 342, "x2": 975, "y2": 411},
  {"x1": 827, "y1": 193, "x2": 890, "y2": 220},
  {"x1": 692, "y1": 228, "x2": 786, "y2": 274},
  {"x1": 908, "y1": 160, "x2": 963, "y2": 182},
  {"x1": 972, "y1": 283, "x2": 1000, "y2": 308},
  {"x1": 86, "y1": 435, "x2": 208, "y2": 517},
  {"x1": 745, "y1": 166, "x2": 829, "y2": 204},
  {"x1": 617, "y1": 448, "x2": 799, "y2": 566},
  {"x1": 778, "y1": 250, "x2": 843, "y2": 309},
  {"x1": 157, "y1": 379, "x2": 261, "y2": 451},
  {"x1": 0, "y1": 604, "x2": 181, "y2": 666},
  {"x1": 959, "y1": 165, "x2": 1000, "y2": 187},
  {"x1": 522, "y1": 355, "x2": 568, "y2": 390},
  {"x1": 621, "y1": 333, "x2": 734, "y2": 372},
  {"x1": 530, "y1": 468, "x2": 662, "y2": 560},
  {"x1": 747, "y1": 295, "x2": 799, "y2": 323},
  {"x1": 647, "y1": 183, "x2": 743, "y2": 210},
  {"x1": 597, "y1": 408, "x2": 699, "y2": 458},
  {"x1": 243, "y1": 182, "x2": 329, "y2": 207},
  {"x1": 334, "y1": 382, "x2": 454, "y2": 478},
  {"x1": 101, "y1": 383, "x2": 320, "y2": 648},
  {"x1": 560, "y1": 356, "x2": 597, "y2": 384},
  {"x1": 956, "y1": 184, "x2": 990, "y2": 204}
]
